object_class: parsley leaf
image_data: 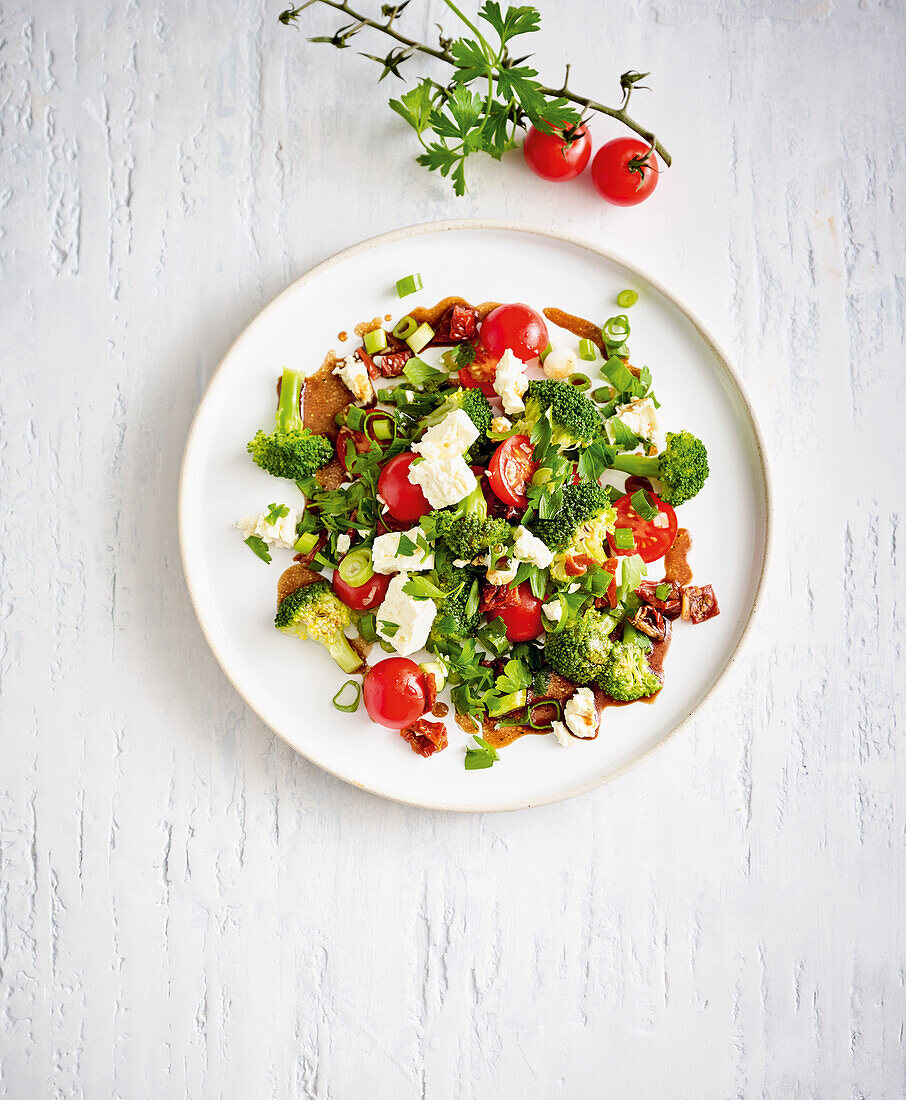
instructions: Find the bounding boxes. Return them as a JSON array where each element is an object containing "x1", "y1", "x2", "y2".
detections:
[
  {"x1": 496, "y1": 657, "x2": 530, "y2": 695},
  {"x1": 264, "y1": 503, "x2": 290, "y2": 525},
  {"x1": 396, "y1": 534, "x2": 416, "y2": 557},
  {"x1": 244, "y1": 535, "x2": 272, "y2": 564},
  {"x1": 378, "y1": 620, "x2": 400, "y2": 637},
  {"x1": 464, "y1": 734, "x2": 499, "y2": 771}
]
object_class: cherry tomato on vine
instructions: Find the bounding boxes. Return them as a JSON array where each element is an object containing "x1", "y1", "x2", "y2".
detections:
[
  {"x1": 523, "y1": 124, "x2": 591, "y2": 182},
  {"x1": 608, "y1": 491, "x2": 677, "y2": 563},
  {"x1": 480, "y1": 303, "x2": 549, "y2": 362},
  {"x1": 377, "y1": 452, "x2": 431, "y2": 523},
  {"x1": 363, "y1": 658, "x2": 427, "y2": 729},
  {"x1": 591, "y1": 138, "x2": 659, "y2": 206},
  {"x1": 487, "y1": 435, "x2": 537, "y2": 509},
  {"x1": 485, "y1": 582, "x2": 544, "y2": 643}
]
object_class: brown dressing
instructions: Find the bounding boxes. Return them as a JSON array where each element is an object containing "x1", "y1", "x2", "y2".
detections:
[
  {"x1": 664, "y1": 528, "x2": 693, "y2": 585},
  {"x1": 354, "y1": 317, "x2": 383, "y2": 337},
  {"x1": 543, "y1": 307, "x2": 604, "y2": 350},
  {"x1": 409, "y1": 296, "x2": 499, "y2": 326},
  {"x1": 337, "y1": 331, "x2": 348, "y2": 342},
  {"x1": 432, "y1": 702, "x2": 449, "y2": 719},
  {"x1": 454, "y1": 712, "x2": 480, "y2": 736},
  {"x1": 276, "y1": 563, "x2": 321, "y2": 605}
]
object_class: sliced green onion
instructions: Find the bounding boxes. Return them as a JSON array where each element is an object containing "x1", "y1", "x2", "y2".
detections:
[
  {"x1": 655, "y1": 583, "x2": 671, "y2": 600},
  {"x1": 332, "y1": 680, "x2": 362, "y2": 712},
  {"x1": 612, "y1": 527, "x2": 635, "y2": 551},
  {"x1": 568, "y1": 372, "x2": 591, "y2": 391},
  {"x1": 539, "y1": 342, "x2": 553, "y2": 363},
  {"x1": 396, "y1": 273, "x2": 423, "y2": 298},
  {"x1": 294, "y1": 532, "x2": 318, "y2": 555},
  {"x1": 363, "y1": 410, "x2": 395, "y2": 443},
  {"x1": 528, "y1": 699, "x2": 563, "y2": 729},
  {"x1": 337, "y1": 546, "x2": 374, "y2": 587},
  {"x1": 363, "y1": 328, "x2": 388, "y2": 355},
  {"x1": 591, "y1": 386, "x2": 612, "y2": 403},
  {"x1": 358, "y1": 612, "x2": 378, "y2": 643},
  {"x1": 602, "y1": 355, "x2": 637, "y2": 393},
  {"x1": 345, "y1": 405, "x2": 368, "y2": 431},
  {"x1": 578, "y1": 338, "x2": 597, "y2": 361},
  {"x1": 392, "y1": 315, "x2": 418, "y2": 340},
  {"x1": 488, "y1": 690, "x2": 527, "y2": 718},
  {"x1": 601, "y1": 314, "x2": 631, "y2": 346},
  {"x1": 406, "y1": 322, "x2": 434, "y2": 354},
  {"x1": 617, "y1": 289, "x2": 639, "y2": 308},
  {"x1": 631, "y1": 489, "x2": 658, "y2": 521}
]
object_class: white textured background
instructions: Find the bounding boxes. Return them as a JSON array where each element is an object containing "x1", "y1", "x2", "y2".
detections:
[{"x1": 1, "y1": 0, "x2": 904, "y2": 1096}]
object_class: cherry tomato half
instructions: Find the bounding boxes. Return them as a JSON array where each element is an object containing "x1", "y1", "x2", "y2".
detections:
[
  {"x1": 488, "y1": 435, "x2": 537, "y2": 509},
  {"x1": 608, "y1": 491, "x2": 677, "y2": 563},
  {"x1": 331, "y1": 559, "x2": 390, "y2": 612},
  {"x1": 485, "y1": 581, "x2": 544, "y2": 642},
  {"x1": 591, "y1": 138, "x2": 659, "y2": 207},
  {"x1": 377, "y1": 452, "x2": 431, "y2": 524},
  {"x1": 480, "y1": 303, "x2": 549, "y2": 362},
  {"x1": 523, "y1": 124, "x2": 591, "y2": 182},
  {"x1": 363, "y1": 658, "x2": 427, "y2": 729}
]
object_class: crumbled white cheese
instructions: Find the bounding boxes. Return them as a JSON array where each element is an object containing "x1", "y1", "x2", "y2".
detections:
[
  {"x1": 541, "y1": 599, "x2": 562, "y2": 623},
  {"x1": 235, "y1": 507, "x2": 300, "y2": 550},
  {"x1": 413, "y1": 409, "x2": 478, "y2": 461},
  {"x1": 371, "y1": 527, "x2": 434, "y2": 574},
  {"x1": 493, "y1": 348, "x2": 528, "y2": 415},
  {"x1": 615, "y1": 397, "x2": 659, "y2": 442},
  {"x1": 551, "y1": 720, "x2": 572, "y2": 747},
  {"x1": 407, "y1": 455, "x2": 477, "y2": 509},
  {"x1": 564, "y1": 687, "x2": 599, "y2": 739},
  {"x1": 336, "y1": 533, "x2": 351, "y2": 556},
  {"x1": 543, "y1": 346, "x2": 579, "y2": 380},
  {"x1": 332, "y1": 354, "x2": 374, "y2": 404},
  {"x1": 486, "y1": 555, "x2": 517, "y2": 586},
  {"x1": 512, "y1": 525, "x2": 554, "y2": 569},
  {"x1": 490, "y1": 415, "x2": 512, "y2": 434},
  {"x1": 375, "y1": 573, "x2": 436, "y2": 657},
  {"x1": 452, "y1": 558, "x2": 470, "y2": 568}
]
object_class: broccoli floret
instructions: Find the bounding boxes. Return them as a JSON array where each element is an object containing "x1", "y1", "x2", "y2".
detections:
[
  {"x1": 274, "y1": 580, "x2": 364, "y2": 674},
  {"x1": 423, "y1": 387, "x2": 493, "y2": 438},
  {"x1": 544, "y1": 612, "x2": 615, "y2": 685},
  {"x1": 611, "y1": 430, "x2": 709, "y2": 506},
  {"x1": 533, "y1": 481, "x2": 616, "y2": 582},
  {"x1": 247, "y1": 368, "x2": 334, "y2": 480},
  {"x1": 514, "y1": 380, "x2": 601, "y2": 449},
  {"x1": 428, "y1": 562, "x2": 480, "y2": 648},
  {"x1": 600, "y1": 641, "x2": 662, "y2": 701},
  {"x1": 433, "y1": 485, "x2": 508, "y2": 560}
]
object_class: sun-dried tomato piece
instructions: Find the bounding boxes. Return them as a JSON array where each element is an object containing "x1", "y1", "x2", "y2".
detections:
[
  {"x1": 373, "y1": 349, "x2": 412, "y2": 377},
  {"x1": 335, "y1": 427, "x2": 373, "y2": 474},
  {"x1": 637, "y1": 579, "x2": 683, "y2": 620},
  {"x1": 681, "y1": 584, "x2": 720, "y2": 624},
  {"x1": 629, "y1": 605, "x2": 668, "y2": 642},
  {"x1": 355, "y1": 347, "x2": 380, "y2": 381},
  {"x1": 292, "y1": 533, "x2": 326, "y2": 569},
  {"x1": 479, "y1": 583, "x2": 522, "y2": 614},
  {"x1": 563, "y1": 552, "x2": 597, "y2": 577},
  {"x1": 431, "y1": 303, "x2": 479, "y2": 345},
  {"x1": 400, "y1": 717, "x2": 448, "y2": 757}
]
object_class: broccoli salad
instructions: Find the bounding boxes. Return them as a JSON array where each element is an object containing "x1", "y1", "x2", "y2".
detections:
[{"x1": 237, "y1": 290, "x2": 719, "y2": 767}]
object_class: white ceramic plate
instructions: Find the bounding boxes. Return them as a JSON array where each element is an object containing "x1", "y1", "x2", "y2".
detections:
[{"x1": 178, "y1": 221, "x2": 769, "y2": 812}]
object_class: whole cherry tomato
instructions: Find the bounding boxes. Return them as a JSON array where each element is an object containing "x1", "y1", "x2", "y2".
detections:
[
  {"x1": 377, "y1": 452, "x2": 431, "y2": 523},
  {"x1": 591, "y1": 138, "x2": 659, "y2": 206},
  {"x1": 485, "y1": 581, "x2": 544, "y2": 642},
  {"x1": 523, "y1": 124, "x2": 591, "y2": 182},
  {"x1": 480, "y1": 303, "x2": 549, "y2": 362},
  {"x1": 608, "y1": 490, "x2": 677, "y2": 563},
  {"x1": 363, "y1": 658, "x2": 427, "y2": 729},
  {"x1": 487, "y1": 435, "x2": 537, "y2": 509},
  {"x1": 331, "y1": 553, "x2": 390, "y2": 612}
]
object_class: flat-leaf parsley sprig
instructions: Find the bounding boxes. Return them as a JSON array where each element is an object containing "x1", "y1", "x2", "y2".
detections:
[{"x1": 278, "y1": 1, "x2": 670, "y2": 195}]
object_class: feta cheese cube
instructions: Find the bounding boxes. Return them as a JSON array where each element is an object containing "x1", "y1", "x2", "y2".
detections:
[
  {"x1": 371, "y1": 527, "x2": 434, "y2": 574},
  {"x1": 407, "y1": 455, "x2": 477, "y2": 509},
  {"x1": 615, "y1": 397, "x2": 659, "y2": 442},
  {"x1": 333, "y1": 354, "x2": 374, "y2": 404},
  {"x1": 493, "y1": 348, "x2": 528, "y2": 415},
  {"x1": 542, "y1": 346, "x2": 579, "y2": 380},
  {"x1": 564, "y1": 687, "x2": 599, "y2": 739},
  {"x1": 375, "y1": 573, "x2": 436, "y2": 657},
  {"x1": 413, "y1": 409, "x2": 478, "y2": 461},
  {"x1": 486, "y1": 556, "x2": 517, "y2": 586},
  {"x1": 235, "y1": 506, "x2": 300, "y2": 550},
  {"x1": 490, "y1": 415, "x2": 512, "y2": 434},
  {"x1": 512, "y1": 525, "x2": 554, "y2": 569},
  {"x1": 336, "y1": 533, "x2": 351, "y2": 556},
  {"x1": 541, "y1": 599, "x2": 562, "y2": 623}
]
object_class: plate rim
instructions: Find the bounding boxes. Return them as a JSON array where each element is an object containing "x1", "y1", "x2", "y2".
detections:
[{"x1": 177, "y1": 218, "x2": 772, "y2": 813}]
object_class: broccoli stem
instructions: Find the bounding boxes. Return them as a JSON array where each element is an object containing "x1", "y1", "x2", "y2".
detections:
[
  {"x1": 328, "y1": 632, "x2": 365, "y2": 675},
  {"x1": 276, "y1": 368, "x2": 304, "y2": 434},
  {"x1": 610, "y1": 453, "x2": 659, "y2": 477}
]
